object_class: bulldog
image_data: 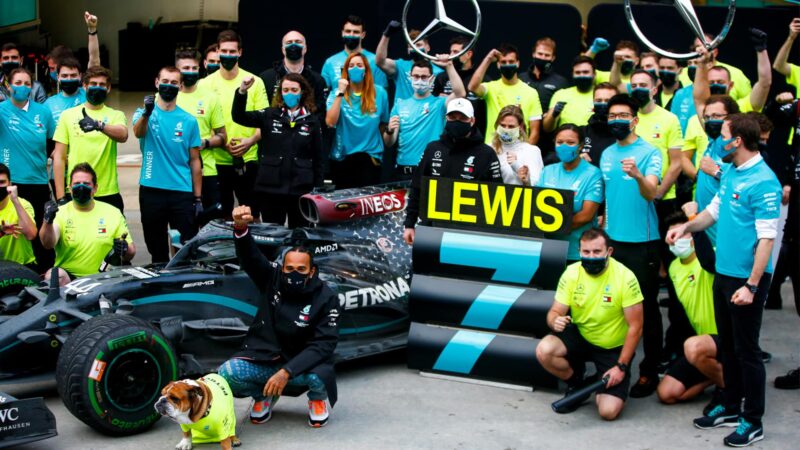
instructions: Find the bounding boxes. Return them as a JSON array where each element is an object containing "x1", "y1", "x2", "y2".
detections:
[{"x1": 155, "y1": 374, "x2": 239, "y2": 450}]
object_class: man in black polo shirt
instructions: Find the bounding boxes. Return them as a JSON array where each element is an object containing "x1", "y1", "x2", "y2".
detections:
[
  {"x1": 520, "y1": 37, "x2": 569, "y2": 113},
  {"x1": 259, "y1": 31, "x2": 326, "y2": 116}
]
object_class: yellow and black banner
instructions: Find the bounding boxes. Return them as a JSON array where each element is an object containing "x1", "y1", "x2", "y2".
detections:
[{"x1": 420, "y1": 177, "x2": 574, "y2": 235}]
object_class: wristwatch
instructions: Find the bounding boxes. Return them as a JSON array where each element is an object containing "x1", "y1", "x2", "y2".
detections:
[
  {"x1": 615, "y1": 362, "x2": 629, "y2": 373},
  {"x1": 335, "y1": 90, "x2": 345, "y2": 98},
  {"x1": 744, "y1": 282, "x2": 758, "y2": 294}
]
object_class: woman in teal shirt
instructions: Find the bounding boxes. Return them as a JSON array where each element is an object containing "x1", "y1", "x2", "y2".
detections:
[
  {"x1": 537, "y1": 124, "x2": 604, "y2": 264},
  {"x1": 326, "y1": 52, "x2": 389, "y2": 189}
]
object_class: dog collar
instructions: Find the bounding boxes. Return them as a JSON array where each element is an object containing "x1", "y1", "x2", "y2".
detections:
[{"x1": 202, "y1": 401, "x2": 212, "y2": 418}]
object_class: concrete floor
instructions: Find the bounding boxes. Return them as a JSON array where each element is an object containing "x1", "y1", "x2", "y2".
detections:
[{"x1": 5, "y1": 91, "x2": 800, "y2": 449}]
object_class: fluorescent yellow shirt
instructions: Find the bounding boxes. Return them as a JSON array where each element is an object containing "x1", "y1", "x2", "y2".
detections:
[
  {"x1": 180, "y1": 374, "x2": 236, "y2": 443},
  {"x1": 669, "y1": 256, "x2": 717, "y2": 335},
  {"x1": 201, "y1": 69, "x2": 268, "y2": 165},
  {"x1": 684, "y1": 115, "x2": 708, "y2": 199},
  {"x1": 0, "y1": 197, "x2": 35, "y2": 265},
  {"x1": 53, "y1": 104, "x2": 126, "y2": 196},
  {"x1": 636, "y1": 105, "x2": 684, "y2": 200},
  {"x1": 53, "y1": 201, "x2": 132, "y2": 278},
  {"x1": 548, "y1": 86, "x2": 594, "y2": 128},
  {"x1": 595, "y1": 70, "x2": 631, "y2": 87},
  {"x1": 177, "y1": 87, "x2": 226, "y2": 177},
  {"x1": 480, "y1": 79, "x2": 543, "y2": 144},
  {"x1": 555, "y1": 258, "x2": 643, "y2": 349},
  {"x1": 787, "y1": 63, "x2": 800, "y2": 97}
]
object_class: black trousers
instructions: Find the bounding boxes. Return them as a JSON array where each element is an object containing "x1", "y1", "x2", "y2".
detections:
[
  {"x1": 95, "y1": 193, "x2": 124, "y2": 214},
  {"x1": 767, "y1": 183, "x2": 799, "y2": 310},
  {"x1": 202, "y1": 176, "x2": 221, "y2": 209},
  {"x1": 139, "y1": 186, "x2": 196, "y2": 264},
  {"x1": 330, "y1": 153, "x2": 381, "y2": 189},
  {"x1": 16, "y1": 183, "x2": 52, "y2": 273},
  {"x1": 217, "y1": 162, "x2": 259, "y2": 219},
  {"x1": 393, "y1": 165, "x2": 416, "y2": 182},
  {"x1": 610, "y1": 239, "x2": 662, "y2": 379},
  {"x1": 714, "y1": 273, "x2": 772, "y2": 426},
  {"x1": 258, "y1": 193, "x2": 308, "y2": 228}
]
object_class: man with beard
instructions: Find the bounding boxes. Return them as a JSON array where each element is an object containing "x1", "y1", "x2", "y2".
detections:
[
  {"x1": 259, "y1": 31, "x2": 326, "y2": 116},
  {"x1": 581, "y1": 82, "x2": 618, "y2": 166}
]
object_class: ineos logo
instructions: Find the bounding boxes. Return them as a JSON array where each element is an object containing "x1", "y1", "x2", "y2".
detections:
[{"x1": 0, "y1": 407, "x2": 19, "y2": 423}]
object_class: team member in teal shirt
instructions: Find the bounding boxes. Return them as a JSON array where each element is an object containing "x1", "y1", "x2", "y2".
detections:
[
  {"x1": 133, "y1": 66, "x2": 202, "y2": 263},
  {"x1": 600, "y1": 94, "x2": 664, "y2": 398},
  {"x1": 375, "y1": 21, "x2": 443, "y2": 103},
  {"x1": 321, "y1": 15, "x2": 387, "y2": 90},
  {"x1": 383, "y1": 57, "x2": 465, "y2": 180},
  {"x1": 668, "y1": 113, "x2": 781, "y2": 447},
  {"x1": 326, "y1": 52, "x2": 389, "y2": 189},
  {"x1": 538, "y1": 124, "x2": 603, "y2": 264},
  {"x1": 0, "y1": 67, "x2": 56, "y2": 271},
  {"x1": 43, "y1": 58, "x2": 86, "y2": 123}
]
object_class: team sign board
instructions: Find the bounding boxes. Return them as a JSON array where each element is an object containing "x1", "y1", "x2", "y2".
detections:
[{"x1": 420, "y1": 177, "x2": 574, "y2": 235}]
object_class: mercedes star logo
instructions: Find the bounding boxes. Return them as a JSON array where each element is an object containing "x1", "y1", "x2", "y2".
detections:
[
  {"x1": 402, "y1": 0, "x2": 482, "y2": 61},
  {"x1": 624, "y1": 0, "x2": 736, "y2": 61}
]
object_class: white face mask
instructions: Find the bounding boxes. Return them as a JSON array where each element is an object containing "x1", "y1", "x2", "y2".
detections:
[
  {"x1": 497, "y1": 126, "x2": 520, "y2": 144},
  {"x1": 411, "y1": 78, "x2": 432, "y2": 95},
  {"x1": 669, "y1": 237, "x2": 694, "y2": 259}
]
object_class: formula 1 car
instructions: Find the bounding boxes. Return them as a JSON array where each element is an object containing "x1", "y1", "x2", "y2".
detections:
[{"x1": 0, "y1": 183, "x2": 411, "y2": 436}]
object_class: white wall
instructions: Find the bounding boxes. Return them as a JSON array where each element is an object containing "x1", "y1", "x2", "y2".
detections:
[{"x1": 37, "y1": 0, "x2": 238, "y2": 81}]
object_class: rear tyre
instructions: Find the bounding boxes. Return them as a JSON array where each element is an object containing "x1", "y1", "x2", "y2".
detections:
[{"x1": 56, "y1": 314, "x2": 178, "y2": 436}]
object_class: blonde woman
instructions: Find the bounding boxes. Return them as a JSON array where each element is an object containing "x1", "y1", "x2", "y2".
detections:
[{"x1": 492, "y1": 105, "x2": 543, "y2": 185}]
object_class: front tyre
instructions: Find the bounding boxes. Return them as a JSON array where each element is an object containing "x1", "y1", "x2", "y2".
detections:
[{"x1": 56, "y1": 314, "x2": 177, "y2": 436}]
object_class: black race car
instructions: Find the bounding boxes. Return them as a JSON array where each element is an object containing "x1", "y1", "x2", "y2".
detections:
[{"x1": 0, "y1": 183, "x2": 411, "y2": 437}]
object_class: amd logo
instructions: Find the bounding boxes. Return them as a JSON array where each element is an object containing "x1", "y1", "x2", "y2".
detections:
[{"x1": 0, "y1": 407, "x2": 19, "y2": 423}]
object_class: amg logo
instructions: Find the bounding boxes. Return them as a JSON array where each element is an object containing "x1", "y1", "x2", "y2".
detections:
[
  {"x1": 338, "y1": 276, "x2": 411, "y2": 310},
  {"x1": 182, "y1": 280, "x2": 215, "y2": 288}
]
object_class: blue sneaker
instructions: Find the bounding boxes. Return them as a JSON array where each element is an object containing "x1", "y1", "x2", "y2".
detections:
[
  {"x1": 723, "y1": 418, "x2": 764, "y2": 447},
  {"x1": 693, "y1": 405, "x2": 738, "y2": 429}
]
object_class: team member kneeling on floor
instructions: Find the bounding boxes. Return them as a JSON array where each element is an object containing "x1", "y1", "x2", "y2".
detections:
[
  {"x1": 657, "y1": 208, "x2": 724, "y2": 411},
  {"x1": 39, "y1": 163, "x2": 134, "y2": 284},
  {"x1": 536, "y1": 228, "x2": 644, "y2": 420},
  {"x1": 218, "y1": 205, "x2": 339, "y2": 427}
]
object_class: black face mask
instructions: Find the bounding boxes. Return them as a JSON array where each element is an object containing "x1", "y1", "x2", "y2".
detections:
[
  {"x1": 658, "y1": 70, "x2": 678, "y2": 87},
  {"x1": 0, "y1": 187, "x2": 7, "y2": 202},
  {"x1": 60, "y1": 79, "x2": 80, "y2": 95},
  {"x1": 453, "y1": 58, "x2": 464, "y2": 71},
  {"x1": 645, "y1": 69, "x2": 658, "y2": 81},
  {"x1": 445, "y1": 120, "x2": 472, "y2": 140},
  {"x1": 71, "y1": 183, "x2": 92, "y2": 205},
  {"x1": 533, "y1": 57, "x2": 552, "y2": 73},
  {"x1": 86, "y1": 86, "x2": 108, "y2": 106},
  {"x1": 574, "y1": 75, "x2": 594, "y2": 93},
  {"x1": 342, "y1": 36, "x2": 360, "y2": 51},
  {"x1": 282, "y1": 270, "x2": 309, "y2": 294},
  {"x1": 620, "y1": 60, "x2": 635, "y2": 76},
  {"x1": 758, "y1": 142, "x2": 768, "y2": 153},
  {"x1": 709, "y1": 84, "x2": 728, "y2": 96},
  {"x1": 581, "y1": 256, "x2": 608, "y2": 275},
  {"x1": 219, "y1": 54, "x2": 239, "y2": 71},
  {"x1": 285, "y1": 44, "x2": 304, "y2": 62},
  {"x1": 158, "y1": 83, "x2": 179, "y2": 102},
  {"x1": 593, "y1": 102, "x2": 609, "y2": 118},
  {"x1": 704, "y1": 120, "x2": 724, "y2": 139},
  {"x1": 630, "y1": 88, "x2": 651, "y2": 107},
  {"x1": 206, "y1": 63, "x2": 220, "y2": 75},
  {"x1": 687, "y1": 66, "x2": 697, "y2": 82},
  {"x1": 1, "y1": 61, "x2": 20, "y2": 76},
  {"x1": 499, "y1": 64, "x2": 518, "y2": 80},
  {"x1": 181, "y1": 72, "x2": 199, "y2": 87},
  {"x1": 608, "y1": 120, "x2": 632, "y2": 140}
]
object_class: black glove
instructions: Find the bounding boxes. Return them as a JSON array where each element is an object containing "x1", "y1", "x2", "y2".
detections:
[
  {"x1": 79, "y1": 108, "x2": 105, "y2": 133},
  {"x1": 143, "y1": 95, "x2": 156, "y2": 117},
  {"x1": 113, "y1": 237, "x2": 128, "y2": 258},
  {"x1": 749, "y1": 28, "x2": 768, "y2": 52},
  {"x1": 383, "y1": 20, "x2": 402, "y2": 37},
  {"x1": 552, "y1": 101, "x2": 567, "y2": 118},
  {"x1": 57, "y1": 193, "x2": 72, "y2": 206},
  {"x1": 194, "y1": 197, "x2": 204, "y2": 219},
  {"x1": 43, "y1": 200, "x2": 58, "y2": 224}
]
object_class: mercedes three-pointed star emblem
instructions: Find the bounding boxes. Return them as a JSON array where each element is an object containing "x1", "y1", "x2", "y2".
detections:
[
  {"x1": 402, "y1": 0, "x2": 481, "y2": 61},
  {"x1": 624, "y1": 0, "x2": 736, "y2": 61}
]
